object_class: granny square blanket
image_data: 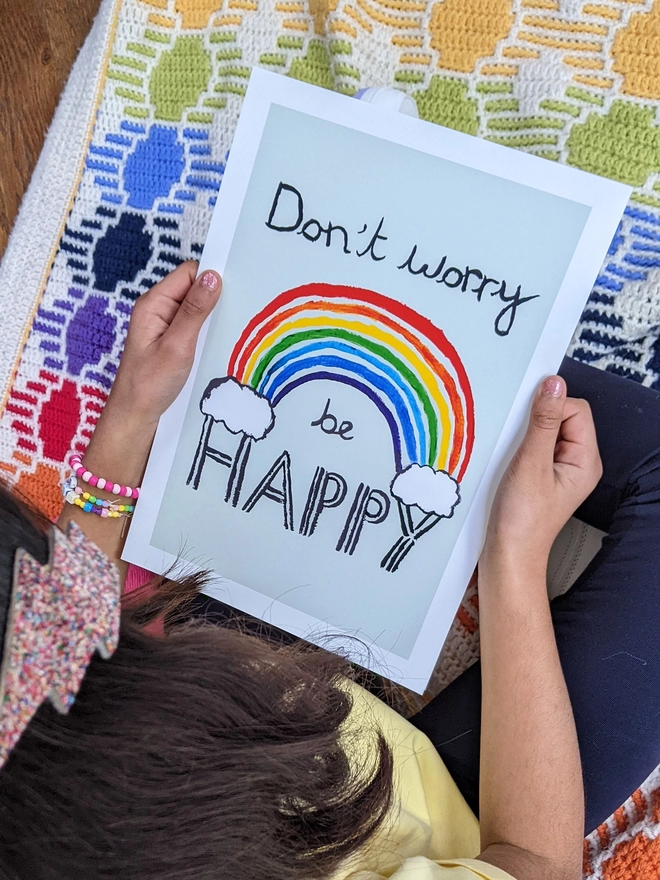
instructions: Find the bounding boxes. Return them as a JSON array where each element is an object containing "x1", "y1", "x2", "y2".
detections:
[{"x1": 1, "y1": 1, "x2": 660, "y2": 875}]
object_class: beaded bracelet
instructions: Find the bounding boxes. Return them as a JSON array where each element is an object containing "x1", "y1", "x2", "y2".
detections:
[
  {"x1": 75, "y1": 486, "x2": 134, "y2": 514},
  {"x1": 66, "y1": 494, "x2": 134, "y2": 519},
  {"x1": 62, "y1": 476, "x2": 135, "y2": 519},
  {"x1": 69, "y1": 453, "x2": 140, "y2": 500}
]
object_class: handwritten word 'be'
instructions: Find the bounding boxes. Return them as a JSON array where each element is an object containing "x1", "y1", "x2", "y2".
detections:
[{"x1": 310, "y1": 399, "x2": 354, "y2": 440}]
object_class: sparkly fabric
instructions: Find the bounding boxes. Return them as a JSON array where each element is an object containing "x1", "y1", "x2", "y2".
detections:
[{"x1": 0, "y1": 521, "x2": 121, "y2": 767}]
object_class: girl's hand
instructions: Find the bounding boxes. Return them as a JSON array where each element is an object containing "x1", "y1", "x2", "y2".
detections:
[
  {"x1": 483, "y1": 375, "x2": 602, "y2": 575},
  {"x1": 109, "y1": 261, "x2": 222, "y2": 429},
  {"x1": 58, "y1": 263, "x2": 221, "y2": 571},
  {"x1": 78, "y1": 261, "x2": 221, "y2": 489}
]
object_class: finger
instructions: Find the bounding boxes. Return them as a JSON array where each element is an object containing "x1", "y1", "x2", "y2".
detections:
[
  {"x1": 557, "y1": 398, "x2": 597, "y2": 447},
  {"x1": 166, "y1": 270, "x2": 222, "y2": 353},
  {"x1": 521, "y1": 376, "x2": 567, "y2": 459},
  {"x1": 555, "y1": 399, "x2": 599, "y2": 466},
  {"x1": 142, "y1": 261, "x2": 199, "y2": 309}
]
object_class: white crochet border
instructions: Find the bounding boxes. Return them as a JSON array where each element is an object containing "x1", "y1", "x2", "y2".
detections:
[{"x1": 0, "y1": 0, "x2": 121, "y2": 411}]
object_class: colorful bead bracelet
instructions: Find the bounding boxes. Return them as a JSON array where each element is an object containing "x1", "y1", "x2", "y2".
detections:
[
  {"x1": 69, "y1": 453, "x2": 140, "y2": 500},
  {"x1": 66, "y1": 494, "x2": 131, "y2": 518},
  {"x1": 62, "y1": 475, "x2": 135, "y2": 519},
  {"x1": 74, "y1": 486, "x2": 134, "y2": 513}
]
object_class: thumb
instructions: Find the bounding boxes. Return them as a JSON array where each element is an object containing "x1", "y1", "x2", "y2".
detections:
[
  {"x1": 168, "y1": 270, "x2": 222, "y2": 351},
  {"x1": 523, "y1": 376, "x2": 567, "y2": 458}
]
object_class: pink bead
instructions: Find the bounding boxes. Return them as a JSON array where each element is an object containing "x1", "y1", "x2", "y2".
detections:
[
  {"x1": 100, "y1": 509, "x2": 109, "y2": 518},
  {"x1": 66, "y1": 450, "x2": 142, "y2": 502}
]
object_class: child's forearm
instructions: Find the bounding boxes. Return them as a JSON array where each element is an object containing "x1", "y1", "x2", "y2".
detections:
[
  {"x1": 477, "y1": 548, "x2": 583, "y2": 880},
  {"x1": 58, "y1": 263, "x2": 220, "y2": 583},
  {"x1": 57, "y1": 396, "x2": 157, "y2": 583}
]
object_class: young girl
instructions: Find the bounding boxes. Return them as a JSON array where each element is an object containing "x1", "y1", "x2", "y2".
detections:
[{"x1": 0, "y1": 261, "x2": 658, "y2": 880}]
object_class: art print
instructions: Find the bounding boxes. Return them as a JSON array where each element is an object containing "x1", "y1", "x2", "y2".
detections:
[{"x1": 124, "y1": 70, "x2": 629, "y2": 689}]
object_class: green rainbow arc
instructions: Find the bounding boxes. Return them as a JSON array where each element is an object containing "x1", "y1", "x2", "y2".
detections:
[{"x1": 252, "y1": 326, "x2": 441, "y2": 467}]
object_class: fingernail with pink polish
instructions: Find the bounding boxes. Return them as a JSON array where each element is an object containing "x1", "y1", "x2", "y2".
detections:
[
  {"x1": 200, "y1": 271, "x2": 219, "y2": 291},
  {"x1": 542, "y1": 377, "x2": 563, "y2": 397}
]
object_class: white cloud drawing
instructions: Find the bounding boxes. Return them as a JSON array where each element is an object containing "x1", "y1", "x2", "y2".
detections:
[
  {"x1": 390, "y1": 464, "x2": 460, "y2": 517},
  {"x1": 200, "y1": 377, "x2": 275, "y2": 440}
]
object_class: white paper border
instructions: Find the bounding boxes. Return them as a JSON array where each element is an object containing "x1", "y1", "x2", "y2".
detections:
[{"x1": 124, "y1": 69, "x2": 631, "y2": 691}]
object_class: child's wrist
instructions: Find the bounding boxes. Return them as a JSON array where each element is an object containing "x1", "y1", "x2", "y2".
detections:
[
  {"x1": 82, "y1": 404, "x2": 157, "y2": 489},
  {"x1": 104, "y1": 382, "x2": 162, "y2": 431},
  {"x1": 480, "y1": 540, "x2": 549, "y2": 592}
]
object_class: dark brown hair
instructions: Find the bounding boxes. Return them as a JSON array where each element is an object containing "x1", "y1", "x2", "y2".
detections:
[{"x1": 0, "y1": 485, "x2": 393, "y2": 879}]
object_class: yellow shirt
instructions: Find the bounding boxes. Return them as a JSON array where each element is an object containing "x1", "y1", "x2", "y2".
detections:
[{"x1": 332, "y1": 683, "x2": 515, "y2": 880}]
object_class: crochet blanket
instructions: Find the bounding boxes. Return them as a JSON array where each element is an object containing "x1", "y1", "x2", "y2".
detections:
[{"x1": 1, "y1": 0, "x2": 659, "y2": 875}]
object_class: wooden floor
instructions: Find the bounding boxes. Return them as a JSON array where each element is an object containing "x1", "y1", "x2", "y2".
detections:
[{"x1": 0, "y1": 0, "x2": 102, "y2": 259}]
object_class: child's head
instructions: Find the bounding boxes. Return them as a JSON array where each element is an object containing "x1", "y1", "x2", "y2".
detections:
[{"x1": 0, "y1": 486, "x2": 392, "y2": 879}]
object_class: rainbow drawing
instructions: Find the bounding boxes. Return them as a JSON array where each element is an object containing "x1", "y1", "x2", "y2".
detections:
[{"x1": 227, "y1": 283, "x2": 475, "y2": 481}]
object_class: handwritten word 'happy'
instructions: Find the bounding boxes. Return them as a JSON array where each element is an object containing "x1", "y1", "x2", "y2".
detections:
[{"x1": 264, "y1": 181, "x2": 539, "y2": 337}]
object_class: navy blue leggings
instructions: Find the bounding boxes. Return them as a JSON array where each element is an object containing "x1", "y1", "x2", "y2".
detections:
[{"x1": 410, "y1": 357, "x2": 660, "y2": 834}]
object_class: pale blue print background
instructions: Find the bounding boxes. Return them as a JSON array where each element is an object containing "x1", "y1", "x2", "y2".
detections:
[{"x1": 151, "y1": 104, "x2": 591, "y2": 661}]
